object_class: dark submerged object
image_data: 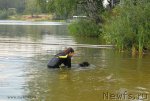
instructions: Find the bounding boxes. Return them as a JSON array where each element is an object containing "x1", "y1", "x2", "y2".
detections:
[{"x1": 79, "y1": 62, "x2": 90, "y2": 67}]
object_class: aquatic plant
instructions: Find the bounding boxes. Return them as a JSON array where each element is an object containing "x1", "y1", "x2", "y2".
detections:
[{"x1": 103, "y1": 0, "x2": 150, "y2": 54}]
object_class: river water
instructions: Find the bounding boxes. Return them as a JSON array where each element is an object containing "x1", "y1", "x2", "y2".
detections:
[{"x1": 0, "y1": 21, "x2": 150, "y2": 101}]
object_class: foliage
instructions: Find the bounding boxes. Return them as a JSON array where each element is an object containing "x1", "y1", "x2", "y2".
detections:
[
  {"x1": 76, "y1": 0, "x2": 104, "y2": 23},
  {"x1": 103, "y1": 0, "x2": 150, "y2": 53},
  {"x1": 37, "y1": 0, "x2": 49, "y2": 13},
  {"x1": 37, "y1": 0, "x2": 104, "y2": 21},
  {"x1": 0, "y1": 0, "x2": 25, "y2": 13},
  {"x1": 8, "y1": 8, "x2": 17, "y2": 15},
  {"x1": 59, "y1": 0, "x2": 104, "y2": 37},
  {"x1": 24, "y1": 0, "x2": 41, "y2": 16},
  {"x1": 37, "y1": 0, "x2": 76, "y2": 19},
  {"x1": 0, "y1": 9, "x2": 8, "y2": 19},
  {"x1": 68, "y1": 19, "x2": 101, "y2": 37}
]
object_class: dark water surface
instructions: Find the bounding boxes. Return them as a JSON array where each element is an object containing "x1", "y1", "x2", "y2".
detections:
[{"x1": 0, "y1": 22, "x2": 150, "y2": 101}]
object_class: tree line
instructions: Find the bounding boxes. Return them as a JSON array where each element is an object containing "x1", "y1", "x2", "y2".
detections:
[
  {"x1": 0, "y1": 0, "x2": 43, "y2": 19},
  {"x1": 0, "y1": 0, "x2": 25, "y2": 13},
  {"x1": 0, "y1": 0, "x2": 149, "y2": 54}
]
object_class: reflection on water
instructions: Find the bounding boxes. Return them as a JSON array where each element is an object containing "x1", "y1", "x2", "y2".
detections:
[
  {"x1": 0, "y1": 23, "x2": 150, "y2": 101},
  {"x1": 0, "y1": 25, "x2": 76, "y2": 57}
]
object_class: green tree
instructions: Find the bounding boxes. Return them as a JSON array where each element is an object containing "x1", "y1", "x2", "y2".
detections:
[
  {"x1": 24, "y1": 0, "x2": 41, "y2": 17},
  {"x1": 37, "y1": 0, "x2": 104, "y2": 21},
  {"x1": 76, "y1": 0, "x2": 104, "y2": 23},
  {"x1": 37, "y1": 0, "x2": 76, "y2": 19}
]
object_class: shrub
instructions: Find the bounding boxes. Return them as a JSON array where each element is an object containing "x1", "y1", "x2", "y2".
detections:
[
  {"x1": 8, "y1": 8, "x2": 17, "y2": 16},
  {"x1": 0, "y1": 9, "x2": 8, "y2": 19},
  {"x1": 68, "y1": 19, "x2": 101, "y2": 37}
]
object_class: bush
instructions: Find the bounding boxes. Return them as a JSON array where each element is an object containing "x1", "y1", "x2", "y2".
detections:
[
  {"x1": 0, "y1": 9, "x2": 8, "y2": 19},
  {"x1": 8, "y1": 8, "x2": 17, "y2": 16},
  {"x1": 68, "y1": 19, "x2": 101, "y2": 37}
]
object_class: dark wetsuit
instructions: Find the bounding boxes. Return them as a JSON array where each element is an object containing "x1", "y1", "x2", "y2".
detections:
[{"x1": 47, "y1": 52, "x2": 71, "y2": 68}]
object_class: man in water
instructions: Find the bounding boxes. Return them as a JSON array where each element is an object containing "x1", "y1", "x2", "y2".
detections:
[{"x1": 47, "y1": 47, "x2": 74, "y2": 68}]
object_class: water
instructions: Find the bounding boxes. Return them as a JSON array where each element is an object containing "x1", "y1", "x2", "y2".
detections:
[{"x1": 0, "y1": 21, "x2": 150, "y2": 101}]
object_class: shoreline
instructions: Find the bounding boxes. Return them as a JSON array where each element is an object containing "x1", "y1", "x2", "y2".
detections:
[{"x1": 4, "y1": 14, "x2": 66, "y2": 22}]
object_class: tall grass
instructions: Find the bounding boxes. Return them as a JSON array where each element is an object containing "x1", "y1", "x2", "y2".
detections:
[{"x1": 103, "y1": 0, "x2": 150, "y2": 53}]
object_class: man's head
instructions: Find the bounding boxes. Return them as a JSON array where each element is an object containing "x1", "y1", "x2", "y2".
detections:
[{"x1": 64, "y1": 47, "x2": 74, "y2": 57}]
